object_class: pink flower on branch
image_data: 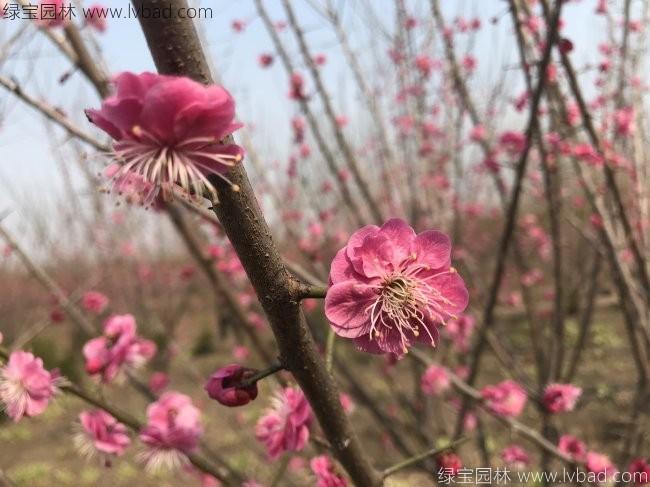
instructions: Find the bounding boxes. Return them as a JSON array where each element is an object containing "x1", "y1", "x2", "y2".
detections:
[
  {"x1": 0, "y1": 351, "x2": 58, "y2": 421},
  {"x1": 310, "y1": 455, "x2": 348, "y2": 487},
  {"x1": 586, "y1": 451, "x2": 618, "y2": 483},
  {"x1": 501, "y1": 445, "x2": 531, "y2": 468},
  {"x1": 255, "y1": 387, "x2": 312, "y2": 460},
  {"x1": 85, "y1": 3, "x2": 108, "y2": 32},
  {"x1": 75, "y1": 409, "x2": 131, "y2": 464},
  {"x1": 82, "y1": 290, "x2": 109, "y2": 314},
  {"x1": 139, "y1": 392, "x2": 203, "y2": 471},
  {"x1": 83, "y1": 314, "x2": 156, "y2": 383},
  {"x1": 325, "y1": 219, "x2": 468, "y2": 356},
  {"x1": 542, "y1": 383, "x2": 581, "y2": 414},
  {"x1": 627, "y1": 458, "x2": 650, "y2": 485},
  {"x1": 481, "y1": 380, "x2": 528, "y2": 418},
  {"x1": 558, "y1": 434, "x2": 587, "y2": 462},
  {"x1": 420, "y1": 364, "x2": 451, "y2": 396},
  {"x1": 36, "y1": 0, "x2": 68, "y2": 28},
  {"x1": 204, "y1": 364, "x2": 259, "y2": 407},
  {"x1": 86, "y1": 72, "x2": 244, "y2": 203}
]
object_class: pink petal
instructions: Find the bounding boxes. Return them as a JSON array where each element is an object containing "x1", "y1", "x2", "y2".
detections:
[
  {"x1": 378, "y1": 218, "x2": 416, "y2": 267},
  {"x1": 411, "y1": 230, "x2": 451, "y2": 269},
  {"x1": 324, "y1": 281, "x2": 375, "y2": 338}
]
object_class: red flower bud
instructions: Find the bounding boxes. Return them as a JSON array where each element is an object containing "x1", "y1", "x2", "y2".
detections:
[{"x1": 205, "y1": 364, "x2": 258, "y2": 407}]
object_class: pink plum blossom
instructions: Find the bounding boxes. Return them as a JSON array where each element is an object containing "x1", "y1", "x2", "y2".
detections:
[
  {"x1": 420, "y1": 364, "x2": 451, "y2": 396},
  {"x1": 82, "y1": 291, "x2": 109, "y2": 314},
  {"x1": 148, "y1": 371, "x2": 170, "y2": 395},
  {"x1": 310, "y1": 455, "x2": 347, "y2": 487},
  {"x1": 75, "y1": 409, "x2": 131, "y2": 463},
  {"x1": 255, "y1": 387, "x2": 312, "y2": 459},
  {"x1": 83, "y1": 314, "x2": 156, "y2": 383},
  {"x1": 85, "y1": 4, "x2": 108, "y2": 32},
  {"x1": 614, "y1": 107, "x2": 635, "y2": 137},
  {"x1": 289, "y1": 72, "x2": 306, "y2": 100},
  {"x1": 0, "y1": 351, "x2": 58, "y2": 421},
  {"x1": 558, "y1": 434, "x2": 587, "y2": 462},
  {"x1": 542, "y1": 383, "x2": 582, "y2": 414},
  {"x1": 501, "y1": 445, "x2": 530, "y2": 468},
  {"x1": 204, "y1": 364, "x2": 258, "y2": 407},
  {"x1": 586, "y1": 451, "x2": 618, "y2": 483},
  {"x1": 437, "y1": 452, "x2": 462, "y2": 477},
  {"x1": 325, "y1": 218, "x2": 468, "y2": 356},
  {"x1": 139, "y1": 392, "x2": 203, "y2": 471},
  {"x1": 445, "y1": 314, "x2": 475, "y2": 351},
  {"x1": 86, "y1": 72, "x2": 244, "y2": 203},
  {"x1": 258, "y1": 53, "x2": 274, "y2": 67},
  {"x1": 627, "y1": 458, "x2": 650, "y2": 486},
  {"x1": 481, "y1": 380, "x2": 527, "y2": 418},
  {"x1": 231, "y1": 19, "x2": 246, "y2": 32},
  {"x1": 313, "y1": 53, "x2": 327, "y2": 66},
  {"x1": 36, "y1": 0, "x2": 68, "y2": 28},
  {"x1": 232, "y1": 345, "x2": 250, "y2": 361}
]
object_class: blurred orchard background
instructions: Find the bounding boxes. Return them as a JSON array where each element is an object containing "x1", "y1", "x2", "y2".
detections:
[{"x1": 1, "y1": 0, "x2": 649, "y2": 485}]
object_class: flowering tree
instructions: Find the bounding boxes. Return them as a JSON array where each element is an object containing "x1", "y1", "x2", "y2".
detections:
[{"x1": 1, "y1": 0, "x2": 650, "y2": 486}]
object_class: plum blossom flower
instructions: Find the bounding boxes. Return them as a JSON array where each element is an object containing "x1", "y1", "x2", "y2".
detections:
[
  {"x1": 255, "y1": 387, "x2": 312, "y2": 459},
  {"x1": 437, "y1": 452, "x2": 462, "y2": 478},
  {"x1": 325, "y1": 219, "x2": 468, "y2": 356},
  {"x1": 139, "y1": 392, "x2": 203, "y2": 471},
  {"x1": 586, "y1": 452, "x2": 618, "y2": 483},
  {"x1": 445, "y1": 314, "x2": 475, "y2": 351},
  {"x1": 148, "y1": 371, "x2": 169, "y2": 395},
  {"x1": 339, "y1": 393, "x2": 355, "y2": 414},
  {"x1": 420, "y1": 364, "x2": 450, "y2": 396},
  {"x1": 573, "y1": 143, "x2": 603, "y2": 167},
  {"x1": 289, "y1": 72, "x2": 306, "y2": 100},
  {"x1": 614, "y1": 107, "x2": 635, "y2": 137},
  {"x1": 85, "y1": 4, "x2": 108, "y2": 32},
  {"x1": 461, "y1": 55, "x2": 477, "y2": 72},
  {"x1": 310, "y1": 455, "x2": 347, "y2": 487},
  {"x1": 86, "y1": 72, "x2": 244, "y2": 203},
  {"x1": 82, "y1": 291, "x2": 109, "y2": 314},
  {"x1": 481, "y1": 380, "x2": 527, "y2": 418},
  {"x1": 499, "y1": 131, "x2": 526, "y2": 156},
  {"x1": 542, "y1": 383, "x2": 582, "y2": 414},
  {"x1": 204, "y1": 364, "x2": 258, "y2": 407},
  {"x1": 313, "y1": 53, "x2": 327, "y2": 66},
  {"x1": 501, "y1": 445, "x2": 530, "y2": 468},
  {"x1": 415, "y1": 55, "x2": 437, "y2": 78},
  {"x1": 627, "y1": 458, "x2": 650, "y2": 486},
  {"x1": 83, "y1": 314, "x2": 156, "y2": 383},
  {"x1": 37, "y1": 0, "x2": 68, "y2": 28},
  {"x1": 75, "y1": 409, "x2": 131, "y2": 464},
  {"x1": 231, "y1": 19, "x2": 246, "y2": 32},
  {"x1": 258, "y1": 53, "x2": 274, "y2": 68},
  {"x1": 0, "y1": 351, "x2": 58, "y2": 421},
  {"x1": 558, "y1": 434, "x2": 587, "y2": 462}
]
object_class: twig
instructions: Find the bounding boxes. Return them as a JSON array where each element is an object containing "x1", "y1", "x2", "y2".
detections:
[{"x1": 381, "y1": 437, "x2": 470, "y2": 479}]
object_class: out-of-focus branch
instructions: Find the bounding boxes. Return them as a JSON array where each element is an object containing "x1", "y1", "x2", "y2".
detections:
[
  {"x1": 165, "y1": 203, "x2": 277, "y2": 366},
  {"x1": 253, "y1": 0, "x2": 366, "y2": 228},
  {"x1": 0, "y1": 75, "x2": 109, "y2": 152},
  {"x1": 281, "y1": 0, "x2": 384, "y2": 224},
  {"x1": 453, "y1": 0, "x2": 564, "y2": 438},
  {"x1": 0, "y1": 221, "x2": 96, "y2": 335}
]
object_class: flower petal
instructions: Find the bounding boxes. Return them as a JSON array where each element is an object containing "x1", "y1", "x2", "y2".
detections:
[
  {"x1": 412, "y1": 230, "x2": 452, "y2": 269},
  {"x1": 324, "y1": 281, "x2": 375, "y2": 338}
]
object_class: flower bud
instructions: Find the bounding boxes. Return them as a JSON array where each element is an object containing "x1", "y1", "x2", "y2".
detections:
[{"x1": 205, "y1": 364, "x2": 258, "y2": 407}]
